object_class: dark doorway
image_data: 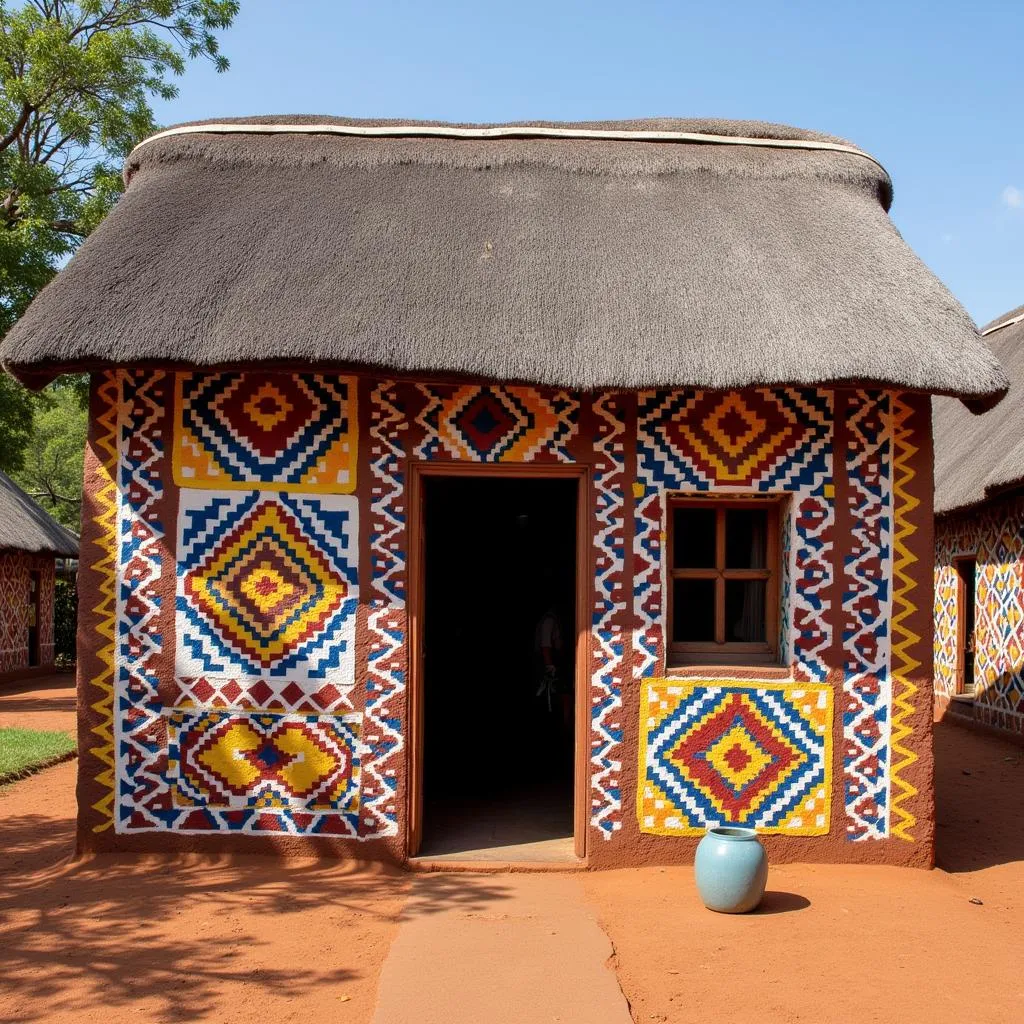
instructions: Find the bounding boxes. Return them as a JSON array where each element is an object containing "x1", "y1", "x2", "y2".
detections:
[
  {"x1": 420, "y1": 475, "x2": 578, "y2": 859},
  {"x1": 956, "y1": 557, "x2": 976, "y2": 696},
  {"x1": 27, "y1": 570, "x2": 41, "y2": 667}
]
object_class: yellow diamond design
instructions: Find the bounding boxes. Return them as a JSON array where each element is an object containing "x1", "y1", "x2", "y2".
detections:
[
  {"x1": 704, "y1": 723, "x2": 774, "y2": 789},
  {"x1": 240, "y1": 564, "x2": 297, "y2": 615}
]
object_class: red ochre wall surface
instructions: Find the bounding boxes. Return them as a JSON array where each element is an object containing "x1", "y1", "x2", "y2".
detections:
[
  {"x1": 0, "y1": 550, "x2": 56, "y2": 681},
  {"x1": 934, "y1": 495, "x2": 1024, "y2": 740},
  {"x1": 74, "y1": 370, "x2": 934, "y2": 867}
]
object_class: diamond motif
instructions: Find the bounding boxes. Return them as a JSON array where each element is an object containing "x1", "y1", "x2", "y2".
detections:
[
  {"x1": 169, "y1": 710, "x2": 360, "y2": 814},
  {"x1": 219, "y1": 374, "x2": 318, "y2": 458},
  {"x1": 414, "y1": 383, "x2": 579, "y2": 463},
  {"x1": 701, "y1": 724, "x2": 776, "y2": 797},
  {"x1": 176, "y1": 491, "x2": 359, "y2": 686},
  {"x1": 450, "y1": 387, "x2": 531, "y2": 459},
  {"x1": 664, "y1": 692, "x2": 804, "y2": 818},
  {"x1": 639, "y1": 681, "x2": 832, "y2": 835},
  {"x1": 183, "y1": 501, "x2": 346, "y2": 670},
  {"x1": 664, "y1": 391, "x2": 807, "y2": 485},
  {"x1": 174, "y1": 372, "x2": 357, "y2": 492}
]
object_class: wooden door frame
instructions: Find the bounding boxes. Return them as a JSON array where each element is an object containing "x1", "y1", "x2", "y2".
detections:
[
  {"x1": 405, "y1": 461, "x2": 592, "y2": 861},
  {"x1": 953, "y1": 555, "x2": 976, "y2": 697}
]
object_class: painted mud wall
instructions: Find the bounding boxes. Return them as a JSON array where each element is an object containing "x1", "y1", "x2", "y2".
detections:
[
  {"x1": 0, "y1": 551, "x2": 55, "y2": 677},
  {"x1": 934, "y1": 494, "x2": 1024, "y2": 738},
  {"x1": 75, "y1": 371, "x2": 934, "y2": 866}
]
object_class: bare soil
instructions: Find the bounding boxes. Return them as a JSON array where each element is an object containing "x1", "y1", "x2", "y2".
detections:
[
  {"x1": 2, "y1": 679, "x2": 1023, "y2": 1024},
  {"x1": 583, "y1": 722, "x2": 1024, "y2": 1024},
  {"x1": 0, "y1": 674, "x2": 77, "y2": 734},
  {"x1": 0, "y1": 761, "x2": 410, "y2": 1024}
]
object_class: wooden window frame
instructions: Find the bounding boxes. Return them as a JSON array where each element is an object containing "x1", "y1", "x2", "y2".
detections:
[{"x1": 667, "y1": 497, "x2": 781, "y2": 666}]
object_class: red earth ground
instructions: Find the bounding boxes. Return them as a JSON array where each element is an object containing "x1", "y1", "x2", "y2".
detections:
[{"x1": 2, "y1": 678, "x2": 1022, "y2": 1023}]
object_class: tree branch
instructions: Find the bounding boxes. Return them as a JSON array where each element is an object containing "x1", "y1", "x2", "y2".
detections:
[
  {"x1": 0, "y1": 104, "x2": 34, "y2": 154},
  {"x1": 50, "y1": 219, "x2": 86, "y2": 236}
]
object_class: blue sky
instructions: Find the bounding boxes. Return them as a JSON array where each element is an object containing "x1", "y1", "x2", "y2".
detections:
[{"x1": 153, "y1": 0, "x2": 1023, "y2": 327}]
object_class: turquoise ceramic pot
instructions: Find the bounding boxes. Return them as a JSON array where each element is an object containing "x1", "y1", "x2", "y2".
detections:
[{"x1": 694, "y1": 826, "x2": 768, "y2": 913}]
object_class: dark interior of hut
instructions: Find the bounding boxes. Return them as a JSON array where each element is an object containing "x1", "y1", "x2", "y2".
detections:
[{"x1": 420, "y1": 475, "x2": 577, "y2": 859}]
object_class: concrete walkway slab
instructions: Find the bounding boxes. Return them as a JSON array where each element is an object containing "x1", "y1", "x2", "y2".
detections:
[{"x1": 371, "y1": 873, "x2": 633, "y2": 1024}]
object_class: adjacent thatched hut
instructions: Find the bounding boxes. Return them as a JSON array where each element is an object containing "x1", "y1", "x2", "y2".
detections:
[
  {"x1": 0, "y1": 471, "x2": 78, "y2": 684},
  {"x1": 0, "y1": 117, "x2": 1007, "y2": 868},
  {"x1": 933, "y1": 303, "x2": 1024, "y2": 740}
]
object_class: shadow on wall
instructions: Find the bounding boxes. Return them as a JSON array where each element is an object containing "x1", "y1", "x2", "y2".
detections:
[
  {"x1": 934, "y1": 719, "x2": 1024, "y2": 872},
  {"x1": 0, "y1": 807, "x2": 514, "y2": 1023}
]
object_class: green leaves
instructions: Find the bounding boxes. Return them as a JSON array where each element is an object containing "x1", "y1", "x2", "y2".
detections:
[
  {"x1": 0, "y1": 1, "x2": 238, "y2": 504},
  {"x1": 0, "y1": 1, "x2": 239, "y2": 251}
]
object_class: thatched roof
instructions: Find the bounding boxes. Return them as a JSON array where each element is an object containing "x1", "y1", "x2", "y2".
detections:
[
  {"x1": 934, "y1": 304, "x2": 1024, "y2": 515},
  {"x1": 0, "y1": 471, "x2": 79, "y2": 556},
  {"x1": 0, "y1": 116, "x2": 1008, "y2": 409}
]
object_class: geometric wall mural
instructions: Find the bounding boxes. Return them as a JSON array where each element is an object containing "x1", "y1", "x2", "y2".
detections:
[
  {"x1": 112, "y1": 370, "x2": 167, "y2": 834},
  {"x1": 175, "y1": 490, "x2": 359, "y2": 687},
  {"x1": 590, "y1": 391, "x2": 627, "y2": 840},
  {"x1": 634, "y1": 387, "x2": 835, "y2": 684},
  {"x1": 361, "y1": 380, "x2": 409, "y2": 839},
  {"x1": 0, "y1": 551, "x2": 55, "y2": 674},
  {"x1": 89, "y1": 366, "x2": 921, "y2": 849},
  {"x1": 638, "y1": 680, "x2": 832, "y2": 836},
  {"x1": 842, "y1": 390, "x2": 894, "y2": 842},
  {"x1": 168, "y1": 709, "x2": 361, "y2": 817},
  {"x1": 104, "y1": 369, "x2": 366, "y2": 838},
  {"x1": 414, "y1": 382, "x2": 579, "y2": 463},
  {"x1": 173, "y1": 372, "x2": 357, "y2": 492},
  {"x1": 634, "y1": 388, "x2": 906, "y2": 843},
  {"x1": 934, "y1": 495, "x2": 1024, "y2": 736}
]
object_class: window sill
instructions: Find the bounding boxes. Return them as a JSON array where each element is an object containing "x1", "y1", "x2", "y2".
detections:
[
  {"x1": 664, "y1": 663, "x2": 791, "y2": 681},
  {"x1": 951, "y1": 693, "x2": 976, "y2": 704}
]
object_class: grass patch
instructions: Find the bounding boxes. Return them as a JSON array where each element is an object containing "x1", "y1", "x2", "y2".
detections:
[{"x1": 0, "y1": 727, "x2": 76, "y2": 780}]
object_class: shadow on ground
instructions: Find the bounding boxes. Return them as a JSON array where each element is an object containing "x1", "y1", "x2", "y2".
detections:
[
  {"x1": 0, "y1": 674, "x2": 77, "y2": 732},
  {"x1": 0, "y1": 800, "x2": 512, "y2": 1023},
  {"x1": 934, "y1": 720, "x2": 1024, "y2": 872},
  {"x1": 753, "y1": 890, "x2": 810, "y2": 914},
  {"x1": 0, "y1": 695, "x2": 77, "y2": 715}
]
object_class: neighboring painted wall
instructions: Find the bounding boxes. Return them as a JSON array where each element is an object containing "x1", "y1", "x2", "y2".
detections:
[
  {"x1": 934, "y1": 494, "x2": 1024, "y2": 738},
  {"x1": 75, "y1": 370, "x2": 935, "y2": 865},
  {"x1": 0, "y1": 551, "x2": 55, "y2": 676}
]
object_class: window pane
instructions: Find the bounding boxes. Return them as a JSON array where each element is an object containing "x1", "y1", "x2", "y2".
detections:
[
  {"x1": 672, "y1": 507, "x2": 716, "y2": 569},
  {"x1": 725, "y1": 579, "x2": 767, "y2": 643},
  {"x1": 725, "y1": 508, "x2": 767, "y2": 569},
  {"x1": 672, "y1": 577, "x2": 716, "y2": 642}
]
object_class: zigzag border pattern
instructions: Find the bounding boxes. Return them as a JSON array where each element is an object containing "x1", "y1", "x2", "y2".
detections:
[
  {"x1": 114, "y1": 371, "x2": 168, "y2": 832},
  {"x1": 842, "y1": 390, "x2": 893, "y2": 841},
  {"x1": 362, "y1": 381, "x2": 408, "y2": 837},
  {"x1": 88, "y1": 373, "x2": 120, "y2": 832},
  {"x1": 590, "y1": 392, "x2": 626, "y2": 838},
  {"x1": 632, "y1": 481, "x2": 662, "y2": 680},
  {"x1": 890, "y1": 394, "x2": 920, "y2": 843}
]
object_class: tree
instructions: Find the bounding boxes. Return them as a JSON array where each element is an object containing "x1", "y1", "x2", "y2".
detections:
[
  {"x1": 0, "y1": 369, "x2": 33, "y2": 470},
  {"x1": 0, "y1": 1, "x2": 238, "y2": 495},
  {"x1": 0, "y1": 0, "x2": 238, "y2": 330},
  {"x1": 12, "y1": 377, "x2": 86, "y2": 528}
]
